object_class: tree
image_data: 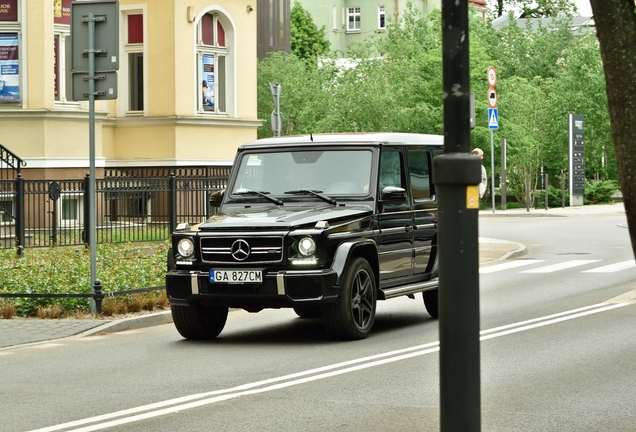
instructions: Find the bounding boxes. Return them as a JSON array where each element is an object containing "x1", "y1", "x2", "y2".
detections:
[
  {"x1": 589, "y1": 0, "x2": 636, "y2": 259},
  {"x1": 290, "y1": 1, "x2": 330, "y2": 61},
  {"x1": 491, "y1": 0, "x2": 578, "y2": 18}
]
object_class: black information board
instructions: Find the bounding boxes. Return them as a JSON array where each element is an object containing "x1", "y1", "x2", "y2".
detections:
[{"x1": 569, "y1": 115, "x2": 585, "y2": 197}]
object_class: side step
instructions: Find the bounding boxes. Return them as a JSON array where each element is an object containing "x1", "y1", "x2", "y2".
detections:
[{"x1": 381, "y1": 278, "x2": 439, "y2": 300}]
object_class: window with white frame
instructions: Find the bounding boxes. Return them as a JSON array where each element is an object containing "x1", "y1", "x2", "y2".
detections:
[
  {"x1": 347, "y1": 7, "x2": 361, "y2": 32},
  {"x1": 0, "y1": 195, "x2": 13, "y2": 224},
  {"x1": 60, "y1": 194, "x2": 82, "y2": 225},
  {"x1": 53, "y1": 0, "x2": 74, "y2": 105},
  {"x1": 378, "y1": 6, "x2": 386, "y2": 30},
  {"x1": 125, "y1": 13, "x2": 144, "y2": 112},
  {"x1": 197, "y1": 12, "x2": 228, "y2": 114}
]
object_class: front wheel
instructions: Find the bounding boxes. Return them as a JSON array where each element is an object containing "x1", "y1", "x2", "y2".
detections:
[
  {"x1": 171, "y1": 304, "x2": 228, "y2": 340},
  {"x1": 323, "y1": 257, "x2": 376, "y2": 340}
]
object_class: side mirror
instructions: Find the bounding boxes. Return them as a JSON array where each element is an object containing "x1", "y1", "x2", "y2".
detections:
[
  {"x1": 381, "y1": 186, "x2": 407, "y2": 202},
  {"x1": 209, "y1": 189, "x2": 225, "y2": 205}
]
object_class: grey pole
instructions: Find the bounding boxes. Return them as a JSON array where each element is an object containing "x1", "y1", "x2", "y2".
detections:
[
  {"x1": 435, "y1": 0, "x2": 481, "y2": 430},
  {"x1": 500, "y1": 137, "x2": 506, "y2": 210},
  {"x1": 88, "y1": 12, "x2": 97, "y2": 312},
  {"x1": 490, "y1": 129, "x2": 495, "y2": 212}
]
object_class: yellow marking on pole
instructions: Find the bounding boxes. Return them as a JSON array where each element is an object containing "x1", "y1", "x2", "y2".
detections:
[{"x1": 466, "y1": 185, "x2": 479, "y2": 209}]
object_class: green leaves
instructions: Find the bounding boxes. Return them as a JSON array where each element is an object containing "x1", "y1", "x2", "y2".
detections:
[
  {"x1": 258, "y1": 4, "x2": 615, "y2": 203},
  {"x1": 0, "y1": 242, "x2": 168, "y2": 317},
  {"x1": 290, "y1": 1, "x2": 330, "y2": 61}
]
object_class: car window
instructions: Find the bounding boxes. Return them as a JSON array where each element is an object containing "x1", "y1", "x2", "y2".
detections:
[
  {"x1": 232, "y1": 149, "x2": 373, "y2": 196},
  {"x1": 407, "y1": 149, "x2": 432, "y2": 201}
]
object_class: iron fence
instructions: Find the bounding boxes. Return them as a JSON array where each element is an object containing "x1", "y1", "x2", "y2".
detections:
[{"x1": 1, "y1": 168, "x2": 231, "y2": 254}]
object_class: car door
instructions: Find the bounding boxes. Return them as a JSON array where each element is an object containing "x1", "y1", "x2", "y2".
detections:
[
  {"x1": 407, "y1": 147, "x2": 437, "y2": 277},
  {"x1": 376, "y1": 147, "x2": 414, "y2": 283}
]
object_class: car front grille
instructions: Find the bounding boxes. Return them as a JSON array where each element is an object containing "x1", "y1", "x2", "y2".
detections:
[{"x1": 200, "y1": 236, "x2": 284, "y2": 264}]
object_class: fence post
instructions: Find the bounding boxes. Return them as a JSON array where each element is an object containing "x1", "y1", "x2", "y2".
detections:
[
  {"x1": 15, "y1": 174, "x2": 25, "y2": 257},
  {"x1": 169, "y1": 173, "x2": 177, "y2": 234},
  {"x1": 83, "y1": 174, "x2": 90, "y2": 245},
  {"x1": 93, "y1": 280, "x2": 103, "y2": 315}
]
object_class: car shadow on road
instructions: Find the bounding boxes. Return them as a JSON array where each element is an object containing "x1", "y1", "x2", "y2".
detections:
[{"x1": 171, "y1": 310, "x2": 437, "y2": 346}]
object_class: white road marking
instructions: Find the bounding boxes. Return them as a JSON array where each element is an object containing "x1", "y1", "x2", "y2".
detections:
[
  {"x1": 30, "y1": 302, "x2": 630, "y2": 432},
  {"x1": 520, "y1": 259, "x2": 600, "y2": 273},
  {"x1": 479, "y1": 260, "x2": 544, "y2": 274},
  {"x1": 582, "y1": 260, "x2": 636, "y2": 273}
]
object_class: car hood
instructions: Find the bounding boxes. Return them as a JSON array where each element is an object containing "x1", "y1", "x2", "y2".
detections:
[{"x1": 197, "y1": 205, "x2": 373, "y2": 231}]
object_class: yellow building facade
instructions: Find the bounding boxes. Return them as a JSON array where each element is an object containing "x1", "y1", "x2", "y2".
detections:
[{"x1": 0, "y1": 0, "x2": 261, "y2": 180}]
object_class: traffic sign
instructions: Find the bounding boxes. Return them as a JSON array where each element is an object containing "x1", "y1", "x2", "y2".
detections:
[
  {"x1": 488, "y1": 87, "x2": 497, "y2": 108},
  {"x1": 488, "y1": 108, "x2": 499, "y2": 130},
  {"x1": 487, "y1": 66, "x2": 497, "y2": 87}
]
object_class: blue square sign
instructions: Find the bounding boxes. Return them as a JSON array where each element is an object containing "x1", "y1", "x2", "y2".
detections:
[{"x1": 488, "y1": 108, "x2": 499, "y2": 130}]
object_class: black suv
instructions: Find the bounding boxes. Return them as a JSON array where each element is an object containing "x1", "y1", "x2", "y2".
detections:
[{"x1": 166, "y1": 133, "x2": 442, "y2": 340}]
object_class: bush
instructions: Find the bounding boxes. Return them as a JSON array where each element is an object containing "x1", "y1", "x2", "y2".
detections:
[
  {"x1": 585, "y1": 179, "x2": 620, "y2": 204},
  {"x1": 0, "y1": 241, "x2": 170, "y2": 317}
]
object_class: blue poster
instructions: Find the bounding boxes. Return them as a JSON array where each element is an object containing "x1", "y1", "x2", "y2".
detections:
[
  {"x1": 0, "y1": 34, "x2": 19, "y2": 102},
  {"x1": 201, "y1": 54, "x2": 214, "y2": 111}
]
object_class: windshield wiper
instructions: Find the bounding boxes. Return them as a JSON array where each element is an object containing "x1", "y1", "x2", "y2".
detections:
[
  {"x1": 234, "y1": 190, "x2": 284, "y2": 206},
  {"x1": 284, "y1": 189, "x2": 339, "y2": 206}
]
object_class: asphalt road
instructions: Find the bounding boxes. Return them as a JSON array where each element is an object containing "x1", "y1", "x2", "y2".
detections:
[{"x1": 1, "y1": 213, "x2": 635, "y2": 432}]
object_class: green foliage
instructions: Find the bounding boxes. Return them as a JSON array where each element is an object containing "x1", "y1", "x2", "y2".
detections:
[
  {"x1": 290, "y1": 1, "x2": 330, "y2": 61},
  {"x1": 490, "y1": 0, "x2": 578, "y2": 18},
  {"x1": 258, "y1": 1, "x2": 616, "y2": 203},
  {"x1": 0, "y1": 242, "x2": 169, "y2": 317},
  {"x1": 585, "y1": 179, "x2": 620, "y2": 204}
]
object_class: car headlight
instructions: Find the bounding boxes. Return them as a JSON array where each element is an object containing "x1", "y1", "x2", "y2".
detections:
[
  {"x1": 177, "y1": 238, "x2": 195, "y2": 258},
  {"x1": 298, "y1": 236, "x2": 316, "y2": 257}
]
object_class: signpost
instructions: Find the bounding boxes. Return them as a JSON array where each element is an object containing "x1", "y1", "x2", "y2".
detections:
[
  {"x1": 487, "y1": 66, "x2": 498, "y2": 213},
  {"x1": 270, "y1": 83, "x2": 282, "y2": 137},
  {"x1": 70, "y1": 0, "x2": 119, "y2": 312}
]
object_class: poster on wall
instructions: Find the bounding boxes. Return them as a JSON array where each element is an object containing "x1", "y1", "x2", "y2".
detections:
[
  {"x1": 201, "y1": 54, "x2": 214, "y2": 111},
  {"x1": 54, "y1": 0, "x2": 71, "y2": 25},
  {"x1": 0, "y1": 0, "x2": 18, "y2": 21},
  {"x1": 0, "y1": 34, "x2": 20, "y2": 102}
]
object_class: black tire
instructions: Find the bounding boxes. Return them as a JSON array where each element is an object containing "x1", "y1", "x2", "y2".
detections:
[
  {"x1": 423, "y1": 253, "x2": 439, "y2": 318},
  {"x1": 171, "y1": 304, "x2": 228, "y2": 340},
  {"x1": 423, "y1": 289, "x2": 438, "y2": 319},
  {"x1": 323, "y1": 257, "x2": 376, "y2": 340},
  {"x1": 293, "y1": 306, "x2": 322, "y2": 319}
]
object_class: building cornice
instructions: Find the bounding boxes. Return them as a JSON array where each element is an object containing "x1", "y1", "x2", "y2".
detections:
[{"x1": 102, "y1": 116, "x2": 264, "y2": 128}]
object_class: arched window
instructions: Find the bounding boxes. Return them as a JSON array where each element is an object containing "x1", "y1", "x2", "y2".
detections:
[{"x1": 197, "y1": 11, "x2": 232, "y2": 115}]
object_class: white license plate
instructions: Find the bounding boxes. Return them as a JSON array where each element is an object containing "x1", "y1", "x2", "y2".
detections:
[{"x1": 210, "y1": 270, "x2": 263, "y2": 284}]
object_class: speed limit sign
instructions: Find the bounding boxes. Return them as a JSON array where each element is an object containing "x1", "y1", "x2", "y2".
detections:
[{"x1": 487, "y1": 66, "x2": 497, "y2": 87}]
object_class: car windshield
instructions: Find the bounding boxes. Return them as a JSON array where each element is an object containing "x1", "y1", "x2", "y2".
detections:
[{"x1": 231, "y1": 149, "x2": 373, "y2": 197}]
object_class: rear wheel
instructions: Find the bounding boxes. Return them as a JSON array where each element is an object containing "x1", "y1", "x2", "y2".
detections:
[
  {"x1": 323, "y1": 257, "x2": 376, "y2": 340},
  {"x1": 171, "y1": 304, "x2": 228, "y2": 340},
  {"x1": 423, "y1": 253, "x2": 439, "y2": 318},
  {"x1": 293, "y1": 306, "x2": 322, "y2": 319}
]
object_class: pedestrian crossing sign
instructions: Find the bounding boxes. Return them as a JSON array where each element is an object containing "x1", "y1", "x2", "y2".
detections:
[{"x1": 488, "y1": 108, "x2": 499, "y2": 130}]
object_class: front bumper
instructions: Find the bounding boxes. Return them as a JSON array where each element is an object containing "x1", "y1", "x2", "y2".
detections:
[{"x1": 166, "y1": 269, "x2": 339, "y2": 308}]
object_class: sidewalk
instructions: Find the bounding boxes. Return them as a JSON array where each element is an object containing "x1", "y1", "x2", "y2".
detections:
[{"x1": 0, "y1": 203, "x2": 626, "y2": 349}]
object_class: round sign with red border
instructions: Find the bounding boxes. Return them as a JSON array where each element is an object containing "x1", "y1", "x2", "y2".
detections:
[
  {"x1": 488, "y1": 87, "x2": 497, "y2": 108},
  {"x1": 487, "y1": 66, "x2": 497, "y2": 87}
]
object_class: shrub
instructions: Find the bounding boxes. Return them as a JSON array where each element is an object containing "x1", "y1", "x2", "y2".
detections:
[{"x1": 585, "y1": 179, "x2": 620, "y2": 204}]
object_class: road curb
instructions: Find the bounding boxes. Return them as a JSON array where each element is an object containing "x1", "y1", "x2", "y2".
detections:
[
  {"x1": 499, "y1": 242, "x2": 527, "y2": 261},
  {"x1": 79, "y1": 311, "x2": 173, "y2": 337}
]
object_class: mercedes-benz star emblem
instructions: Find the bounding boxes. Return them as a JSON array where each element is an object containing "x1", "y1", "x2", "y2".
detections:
[{"x1": 231, "y1": 239, "x2": 251, "y2": 261}]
